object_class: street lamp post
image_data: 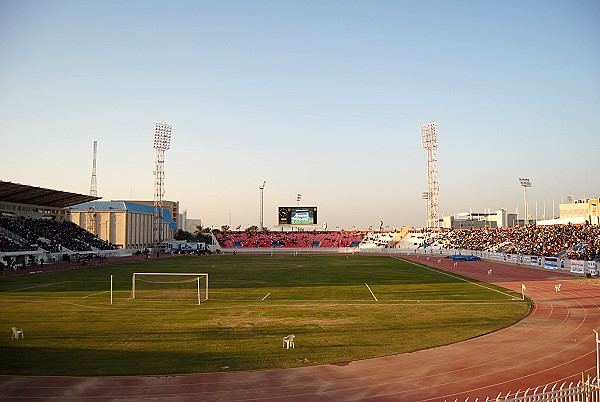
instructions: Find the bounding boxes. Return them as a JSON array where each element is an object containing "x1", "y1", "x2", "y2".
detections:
[
  {"x1": 259, "y1": 181, "x2": 266, "y2": 231},
  {"x1": 519, "y1": 178, "x2": 532, "y2": 226}
]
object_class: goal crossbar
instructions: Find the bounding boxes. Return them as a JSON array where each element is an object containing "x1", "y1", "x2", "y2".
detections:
[{"x1": 132, "y1": 273, "x2": 208, "y2": 304}]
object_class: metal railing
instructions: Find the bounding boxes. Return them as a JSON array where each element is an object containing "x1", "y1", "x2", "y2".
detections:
[{"x1": 445, "y1": 377, "x2": 599, "y2": 402}]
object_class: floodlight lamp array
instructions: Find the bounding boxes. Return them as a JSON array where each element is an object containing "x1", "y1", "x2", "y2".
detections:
[
  {"x1": 153, "y1": 123, "x2": 172, "y2": 150},
  {"x1": 519, "y1": 178, "x2": 532, "y2": 188},
  {"x1": 420, "y1": 122, "x2": 438, "y2": 150}
]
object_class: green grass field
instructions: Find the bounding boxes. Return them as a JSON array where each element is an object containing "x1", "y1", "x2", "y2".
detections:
[{"x1": 0, "y1": 254, "x2": 531, "y2": 376}]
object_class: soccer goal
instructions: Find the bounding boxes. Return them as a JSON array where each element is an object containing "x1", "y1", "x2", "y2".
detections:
[{"x1": 131, "y1": 273, "x2": 208, "y2": 304}]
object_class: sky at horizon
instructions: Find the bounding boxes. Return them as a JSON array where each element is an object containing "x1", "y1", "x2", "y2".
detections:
[{"x1": 1, "y1": 0, "x2": 598, "y2": 230}]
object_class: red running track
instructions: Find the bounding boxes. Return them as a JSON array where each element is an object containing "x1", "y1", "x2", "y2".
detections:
[{"x1": 1, "y1": 256, "x2": 599, "y2": 401}]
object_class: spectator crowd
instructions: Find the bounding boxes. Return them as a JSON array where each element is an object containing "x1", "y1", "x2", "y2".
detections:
[
  {"x1": 0, "y1": 216, "x2": 115, "y2": 253},
  {"x1": 433, "y1": 222, "x2": 600, "y2": 261}
]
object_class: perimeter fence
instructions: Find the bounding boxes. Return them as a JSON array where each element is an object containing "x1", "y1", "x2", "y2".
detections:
[{"x1": 445, "y1": 377, "x2": 599, "y2": 402}]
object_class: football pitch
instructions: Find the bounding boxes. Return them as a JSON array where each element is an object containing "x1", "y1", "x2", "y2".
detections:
[{"x1": 0, "y1": 254, "x2": 531, "y2": 376}]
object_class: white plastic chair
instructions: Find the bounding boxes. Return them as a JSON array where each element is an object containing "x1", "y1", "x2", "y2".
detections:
[
  {"x1": 12, "y1": 327, "x2": 24, "y2": 340},
  {"x1": 283, "y1": 334, "x2": 295, "y2": 349}
]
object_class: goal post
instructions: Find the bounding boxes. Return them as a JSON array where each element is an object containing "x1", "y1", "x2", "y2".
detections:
[{"x1": 131, "y1": 273, "x2": 208, "y2": 304}]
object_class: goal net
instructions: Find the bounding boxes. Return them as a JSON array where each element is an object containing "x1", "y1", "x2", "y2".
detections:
[{"x1": 131, "y1": 273, "x2": 208, "y2": 304}]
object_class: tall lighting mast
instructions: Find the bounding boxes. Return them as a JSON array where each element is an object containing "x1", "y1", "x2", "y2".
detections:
[
  {"x1": 420, "y1": 122, "x2": 439, "y2": 230},
  {"x1": 153, "y1": 123, "x2": 171, "y2": 244},
  {"x1": 259, "y1": 181, "x2": 266, "y2": 231},
  {"x1": 519, "y1": 178, "x2": 532, "y2": 226},
  {"x1": 89, "y1": 140, "x2": 98, "y2": 197},
  {"x1": 87, "y1": 140, "x2": 98, "y2": 234}
]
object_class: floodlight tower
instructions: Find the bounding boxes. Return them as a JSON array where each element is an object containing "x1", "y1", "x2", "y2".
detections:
[
  {"x1": 153, "y1": 123, "x2": 172, "y2": 244},
  {"x1": 519, "y1": 178, "x2": 532, "y2": 226},
  {"x1": 420, "y1": 122, "x2": 439, "y2": 230},
  {"x1": 422, "y1": 191, "x2": 430, "y2": 228},
  {"x1": 89, "y1": 140, "x2": 98, "y2": 197},
  {"x1": 259, "y1": 181, "x2": 266, "y2": 231},
  {"x1": 86, "y1": 141, "x2": 98, "y2": 234}
]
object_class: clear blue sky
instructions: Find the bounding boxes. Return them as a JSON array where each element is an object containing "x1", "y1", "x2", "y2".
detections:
[{"x1": 1, "y1": 0, "x2": 598, "y2": 230}]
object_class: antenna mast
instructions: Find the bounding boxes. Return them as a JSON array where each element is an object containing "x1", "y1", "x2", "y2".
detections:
[
  {"x1": 153, "y1": 123, "x2": 172, "y2": 244},
  {"x1": 420, "y1": 122, "x2": 439, "y2": 230}
]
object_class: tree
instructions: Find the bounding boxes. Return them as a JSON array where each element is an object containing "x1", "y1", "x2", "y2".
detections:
[
  {"x1": 221, "y1": 225, "x2": 230, "y2": 232},
  {"x1": 245, "y1": 225, "x2": 259, "y2": 232},
  {"x1": 174, "y1": 229, "x2": 196, "y2": 241},
  {"x1": 197, "y1": 233, "x2": 213, "y2": 245},
  {"x1": 179, "y1": 227, "x2": 213, "y2": 244}
]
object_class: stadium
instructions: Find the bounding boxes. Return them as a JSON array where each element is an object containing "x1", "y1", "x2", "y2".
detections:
[
  {"x1": 1, "y1": 3, "x2": 599, "y2": 400},
  {"x1": 1, "y1": 175, "x2": 599, "y2": 401}
]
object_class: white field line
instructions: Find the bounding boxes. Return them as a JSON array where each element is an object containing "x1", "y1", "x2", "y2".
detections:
[
  {"x1": 64, "y1": 302, "x2": 106, "y2": 309},
  {"x1": 395, "y1": 256, "x2": 519, "y2": 300},
  {"x1": 4, "y1": 281, "x2": 72, "y2": 292},
  {"x1": 83, "y1": 290, "x2": 109, "y2": 298},
  {"x1": 365, "y1": 283, "x2": 378, "y2": 301}
]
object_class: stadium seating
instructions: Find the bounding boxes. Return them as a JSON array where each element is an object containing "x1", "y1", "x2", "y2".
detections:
[
  {"x1": 432, "y1": 223, "x2": 600, "y2": 260},
  {"x1": 0, "y1": 217, "x2": 115, "y2": 253},
  {"x1": 215, "y1": 230, "x2": 364, "y2": 249},
  {"x1": 0, "y1": 234, "x2": 38, "y2": 253},
  {"x1": 359, "y1": 231, "x2": 398, "y2": 248},
  {"x1": 214, "y1": 224, "x2": 600, "y2": 260}
]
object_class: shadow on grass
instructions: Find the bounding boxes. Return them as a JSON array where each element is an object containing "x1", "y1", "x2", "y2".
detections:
[{"x1": 0, "y1": 345, "x2": 302, "y2": 376}]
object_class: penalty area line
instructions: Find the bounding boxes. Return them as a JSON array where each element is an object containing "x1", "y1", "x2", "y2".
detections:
[
  {"x1": 365, "y1": 283, "x2": 378, "y2": 302},
  {"x1": 5, "y1": 281, "x2": 72, "y2": 292}
]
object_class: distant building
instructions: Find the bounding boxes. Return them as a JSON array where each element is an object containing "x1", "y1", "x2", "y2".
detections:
[
  {"x1": 537, "y1": 198, "x2": 599, "y2": 226},
  {"x1": 70, "y1": 201, "x2": 176, "y2": 249},
  {"x1": 440, "y1": 209, "x2": 518, "y2": 229},
  {"x1": 440, "y1": 197, "x2": 599, "y2": 229},
  {"x1": 115, "y1": 200, "x2": 180, "y2": 231}
]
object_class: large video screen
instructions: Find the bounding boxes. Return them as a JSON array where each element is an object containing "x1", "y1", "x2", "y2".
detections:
[{"x1": 278, "y1": 207, "x2": 318, "y2": 225}]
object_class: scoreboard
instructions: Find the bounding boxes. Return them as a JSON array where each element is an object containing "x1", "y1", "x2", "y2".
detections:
[{"x1": 278, "y1": 207, "x2": 318, "y2": 225}]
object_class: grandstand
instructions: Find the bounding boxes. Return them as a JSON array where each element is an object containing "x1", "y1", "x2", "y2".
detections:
[
  {"x1": 430, "y1": 223, "x2": 600, "y2": 261},
  {"x1": 212, "y1": 223, "x2": 600, "y2": 264},
  {"x1": 0, "y1": 181, "x2": 116, "y2": 269},
  {"x1": 358, "y1": 227, "x2": 411, "y2": 249},
  {"x1": 214, "y1": 230, "x2": 364, "y2": 249}
]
